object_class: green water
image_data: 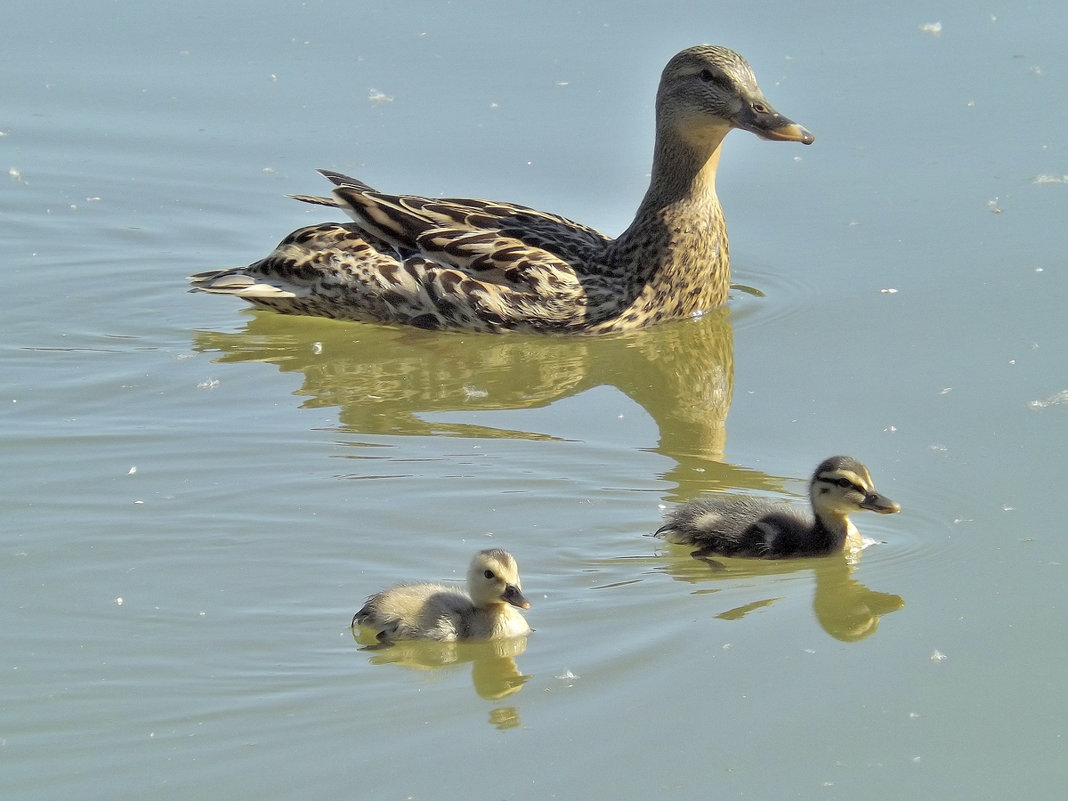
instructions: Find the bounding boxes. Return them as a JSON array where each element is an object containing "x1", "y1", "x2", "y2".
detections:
[{"x1": 3, "y1": 1, "x2": 1066, "y2": 799}]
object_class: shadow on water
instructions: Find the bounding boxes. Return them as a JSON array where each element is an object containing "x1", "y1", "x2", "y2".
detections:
[{"x1": 192, "y1": 306, "x2": 782, "y2": 501}]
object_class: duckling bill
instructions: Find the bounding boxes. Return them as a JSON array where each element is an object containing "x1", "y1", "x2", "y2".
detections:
[
  {"x1": 655, "y1": 456, "x2": 899, "y2": 559},
  {"x1": 191, "y1": 44, "x2": 812, "y2": 333},
  {"x1": 352, "y1": 549, "x2": 531, "y2": 642}
]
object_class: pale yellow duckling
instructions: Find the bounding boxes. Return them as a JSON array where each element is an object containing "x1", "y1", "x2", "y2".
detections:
[
  {"x1": 656, "y1": 456, "x2": 900, "y2": 559},
  {"x1": 352, "y1": 549, "x2": 531, "y2": 642},
  {"x1": 191, "y1": 44, "x2": 812, "y2": 333}
]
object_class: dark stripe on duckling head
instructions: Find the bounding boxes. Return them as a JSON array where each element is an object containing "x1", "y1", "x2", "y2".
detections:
[
  {"x1": 815, "y1": 471, "x2": 868, "y2": 496},
  {"x1": 813, "y1": 457, "x2": 874, "y2": 490}
]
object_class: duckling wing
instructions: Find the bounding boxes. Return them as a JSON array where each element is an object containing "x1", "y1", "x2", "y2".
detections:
[
  {"x1": 744, "y1": 511, "x2": 818, "y2": 557},
  {"x1": 657, "y1": 497, "x2": 802, "y2": 557},
  {"x1": 355, "y1": 584, "x2": 474, "y2": 642}
]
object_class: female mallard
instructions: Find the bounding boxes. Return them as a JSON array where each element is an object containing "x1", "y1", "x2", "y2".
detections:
[
  {"x1": 191, "y1": 45, "x2": 812, "y2": 333},
  {"x1": 352, "y1": 549, "x2": 531, "y2": 642},
  {"x1": 655, "y1": 456, "x2": 900, "y2": 559}
]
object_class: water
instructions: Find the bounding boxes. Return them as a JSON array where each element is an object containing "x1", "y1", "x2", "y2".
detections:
[{"x1": 4, "y1": 1, "x2": 1067, "y2": 799}]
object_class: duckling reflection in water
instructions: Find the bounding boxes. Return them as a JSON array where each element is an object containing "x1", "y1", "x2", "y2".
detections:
[
  {"x1": 352, "y1": 549, "x2": 531, "y2": 642},
  {"x1": 655, "y1": 456, "x2": 899, "y2": 559},
  {"x1": 357, "y1": 637, "x2": 532, "y2": 702}
]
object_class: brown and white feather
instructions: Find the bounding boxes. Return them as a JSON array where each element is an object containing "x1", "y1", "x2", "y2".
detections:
[{"x1": 191, "y1": 45, "x2": 813, "y2": 333}]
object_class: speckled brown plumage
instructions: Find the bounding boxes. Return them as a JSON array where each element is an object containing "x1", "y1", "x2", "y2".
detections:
[{"x1": 190, "y1": 45, "x2": 813, "y2": 333}]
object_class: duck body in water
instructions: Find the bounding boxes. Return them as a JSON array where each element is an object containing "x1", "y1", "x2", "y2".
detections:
[
  {"x1": 656, "y1": 456, "x2": 900, "y2": 559},
  {"x1": 353, "y1": 549, "x2": 531, "y2": 642},
  {"x1": 191, "y1": 45, "x2": 812, "y2": 333}
]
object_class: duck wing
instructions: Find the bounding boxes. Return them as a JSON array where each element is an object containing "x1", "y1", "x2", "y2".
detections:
[
  {"x1": 321, "y1": 170, "x2": 608, "y2": 275},
  {"x1": 192, "y1": 172, "x2": 618, "y2": 332}
]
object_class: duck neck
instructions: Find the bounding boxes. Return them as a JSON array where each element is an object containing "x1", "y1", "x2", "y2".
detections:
[
  {"x1": 605, "y1": 126, "x2": 731, "y2": 321},
  {"x1": 811, "y1": 510, "x2": 854, "y2": 554},
  {"x1": 647, "y1": 125, "x2": 725, "y2": 206}
]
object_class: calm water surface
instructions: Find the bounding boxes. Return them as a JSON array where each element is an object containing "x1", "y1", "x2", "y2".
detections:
[{"x1": 3, "y1": 1, "x2": 1066, "y2": 799}]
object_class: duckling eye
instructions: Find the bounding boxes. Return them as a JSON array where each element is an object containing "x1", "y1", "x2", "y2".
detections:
[
  {"x1": 699, "y1": 69, "x2": 716, "y2": 83},
  {"x1": 483, "y1": 569, "x2": 495, "y2": 579},
  {"x1": 835, "y1": 478, "x2": 857, "y2": 490}
]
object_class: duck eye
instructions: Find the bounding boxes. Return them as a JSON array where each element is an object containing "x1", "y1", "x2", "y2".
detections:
[
  {"x1": 483, "y1": 569, "x2": 495, "y2": 579},
  {"x1": 699, "y1": 69, "x2": 716, "y2": 83}
]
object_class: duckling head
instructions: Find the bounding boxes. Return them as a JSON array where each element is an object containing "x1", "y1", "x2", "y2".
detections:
[
  {"x1": 810, "y1": 456, "x2": 900, "y2": 518},
  {"x1": 467, "y1": 549, "x2": 531, "y2": 610},
  {"x1": 656, "y1": 45, "x2": 814, "y2": 151}
]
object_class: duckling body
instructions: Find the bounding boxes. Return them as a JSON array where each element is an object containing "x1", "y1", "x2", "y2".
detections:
[
  {"x1": 656, "y1": 456, "x2": 900, "y2": 559},
  {"x1": 191, "y1": 45, "x2": 813, "y2": 333},
  {"x1": 353, "y1": 549, "x2": 531, "y2": 642}
]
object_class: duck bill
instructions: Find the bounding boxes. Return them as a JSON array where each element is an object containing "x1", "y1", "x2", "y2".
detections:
[
  {"x1": 861, "y1": 492, "x2": 901, "y2": 514},
  {"x1": 502, "y1": 584, "x2": 531, "y2": 610},
  {"x1": 735, "y1": 103, "x2": 814, "y2": 144}
]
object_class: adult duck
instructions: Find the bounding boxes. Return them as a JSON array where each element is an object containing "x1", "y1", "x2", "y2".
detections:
[{"x1": 191, "y1": 45, "x2": 813, "y2": 333}]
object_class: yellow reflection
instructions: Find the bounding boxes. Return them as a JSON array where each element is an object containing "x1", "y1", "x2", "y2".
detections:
[
  {"x1": 192, "y1": 307, "x2": 745, "y2": 499},
  {"x1": 655, "y1": 549, "x2": 904, "y2": 641},
  {"x1": 352, "y1": 627, "x2": 531, "y2": 702}
]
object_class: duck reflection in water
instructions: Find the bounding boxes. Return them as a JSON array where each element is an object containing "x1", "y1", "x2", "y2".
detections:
[
  {"x1": 192, "y1": 307, "x2": 748, "y2": 499},
  {"x1": 352, "y1": 634, "x2": 532, "y2": 705},
  {"x1": 661, "y1": 554, "x2": 904, "y2": 642}
]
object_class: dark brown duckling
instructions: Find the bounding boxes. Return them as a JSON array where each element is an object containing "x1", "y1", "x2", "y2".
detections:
[{"x1": 655, "y1": 456, "x2": 899, "y2": 559}]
